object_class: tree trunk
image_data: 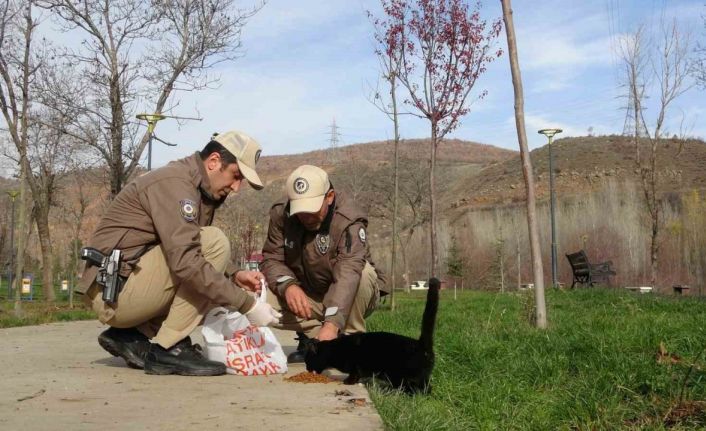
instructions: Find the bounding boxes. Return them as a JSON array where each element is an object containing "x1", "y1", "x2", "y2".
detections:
[
  {"x1": 390, "y1": 72, "x2": 400, "y2": 311},
  {"x1": 649, "y1": 131, "x2": 659, "y2": 287},
  {"x1": 400, "y1": 233, "x2": 410, "y2": 293},
  {"x1": 0, "y1": 223, "x2": 6, "y2": 262},
  {"x1": 13, "y1": 167, "x2": 27, "y2": 316},
  {"x1": 35, "y1": 206, "x2": 56, "y2": 302},
  {"x1": 110, "y1": 71, "x2": 125, "y2": 198},
  {"x1": 501, "y1": 0, "x2": 547, "y2": 328},
  {"x1": 71, "y1": 239, "x2": 77, "y2": 309},
  {"x1": 429, "y1": 124, "x2": 439, "y2": 277},
  {"x1": 650, "y1": 216, "x2": 659, "y2": 287}
]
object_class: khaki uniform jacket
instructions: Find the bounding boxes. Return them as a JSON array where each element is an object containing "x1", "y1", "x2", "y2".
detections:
[
  {"x1": 77, "y1": 153, "x2": 255, "y2": 313},
  {"x1": 261, "y1": 192, "x2": 388, "y2": 329}
]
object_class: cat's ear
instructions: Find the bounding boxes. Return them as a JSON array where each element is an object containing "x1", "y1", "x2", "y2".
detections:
[{"x1": 305, "y1": 339, "x2": 318, "y2": 354}]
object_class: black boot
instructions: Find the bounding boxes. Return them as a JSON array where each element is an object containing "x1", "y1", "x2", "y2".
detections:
[
  {"x1": 98, "y1": 327, "x2": 150, "y2": 369},
  {"x1": 144, "y1": 338, "x2": 226, "y2": 376},
  {"x1": 287, "y1": 332, "x2": 310, "y2": 364}
]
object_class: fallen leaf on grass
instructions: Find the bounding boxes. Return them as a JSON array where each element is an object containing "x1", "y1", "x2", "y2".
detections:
[{"x1": 656, "y1": 341, "x2": 682, "y2": 365}]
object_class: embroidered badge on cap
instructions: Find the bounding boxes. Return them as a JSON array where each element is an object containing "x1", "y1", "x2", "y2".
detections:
[
  {"x1": 180, "y1": 199, "x2": 198, "y2": 222},
  {"x1": 315, "y1": 234, "x2": 331, "y2": 255},
  {"x1": 358, "y1": 227, "x2": 366, "y2": 243},
  {"x1": 293, "y1": 177, "x2": 309, "y2": 194}
]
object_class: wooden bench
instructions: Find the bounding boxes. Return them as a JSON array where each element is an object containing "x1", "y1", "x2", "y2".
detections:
[{"x1": 565, "y1": 250, "x2": 616, "y2": 288}]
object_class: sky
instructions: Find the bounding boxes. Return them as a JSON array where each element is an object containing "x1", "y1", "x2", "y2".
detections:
[{"x1": 3, "y1": 0, "x2": 705, "y2": 174}]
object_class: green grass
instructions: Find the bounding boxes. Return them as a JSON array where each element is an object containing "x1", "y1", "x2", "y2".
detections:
[
  {"x1": 0, "y1": 297, "x2": 95, "y2": 328},
  {"x1": 368, "y1": 289, "x2": 706, "y2": 430}
]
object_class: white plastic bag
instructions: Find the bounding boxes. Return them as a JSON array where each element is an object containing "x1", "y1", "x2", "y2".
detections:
[{"x1": 202, "y1": 288, "x2": 288, "y2": 375}]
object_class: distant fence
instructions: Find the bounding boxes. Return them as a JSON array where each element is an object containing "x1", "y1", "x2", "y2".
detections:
[{"x1": 0, "y1": 275, "x2": 76, "y2": 302}]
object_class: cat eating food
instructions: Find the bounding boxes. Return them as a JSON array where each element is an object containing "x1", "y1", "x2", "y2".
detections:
[{"x1": 305, "y1": 277, "x2": 439, "y2": 394}]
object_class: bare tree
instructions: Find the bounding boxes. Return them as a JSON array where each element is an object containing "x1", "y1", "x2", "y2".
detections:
[
  {"x1": 57, "y1": 168, "x2": 90, "y2": 309},
  {"x1": 369, "y1": 3, "x2": 405, "y2": 309},
  {"x1": 0, "y1": 0, "x2": 39, "y2": 311},
  {"x1": 0, "y1": 205, "x2": 6, "y2": 266},
  {"x1": 617, "y1": 18, "x2": 693, "y2": 287},
  {"x1": 500, "y1": 0, "x2": 546, "y2": 328},
  {"x1": 1, "y1": 17, "x2": 86, "y2": 304},
  {"x1": 370, "y1": 158, "x2": 430, "y2": 291},
  {"x1": 216, "y1": 183, "x2": 281, "y2": 267},
  {"x1": 375, "y1": 0, "x2": 502, "y2": 276},
  {"x1": 653, "y1": 20, "x2": 693, "y2": 141},
  {"x1": 38, "y1": 0, "x2": 263, "y2": 198},
  {"x1": 694, "y1": 11, "x2": 705, "y2": 89},
  {"x1": 332, "y1": 150, "x2": 375, "y2": 209},
  {"x1": 124, "y1": 0, "x2": 264, "y2": 180},
  {"x1": 22, "y1": 112, "x2": 76, "y2": 302},
  {"x1": 23, "y1": 57, "x2": 91, "y2": 302}
]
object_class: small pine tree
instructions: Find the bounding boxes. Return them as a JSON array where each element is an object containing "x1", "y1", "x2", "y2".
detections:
[
  {"x1": 485, "y1": 237, "x2": 505, "y2": 291},
  {"x1": 446, "y1": 237, "x2": 464, "y2": 279}
]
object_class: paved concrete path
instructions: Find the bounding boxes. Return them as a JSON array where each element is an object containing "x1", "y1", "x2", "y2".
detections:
[{"x1": 0, "y1": 320, "x2": 383, "y2": 431}]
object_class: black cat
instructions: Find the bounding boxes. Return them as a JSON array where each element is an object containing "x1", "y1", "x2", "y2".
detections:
[{"x1": 305, "y1": 277, "x2": 439, "y2": 394}]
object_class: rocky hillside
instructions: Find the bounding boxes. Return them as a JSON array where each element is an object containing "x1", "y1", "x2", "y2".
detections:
[{"x1": 445, "y1": 135, "x2": 706, "y2": 211}]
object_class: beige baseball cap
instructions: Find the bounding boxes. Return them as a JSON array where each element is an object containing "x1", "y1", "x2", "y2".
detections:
[
  {"x1": 286, "y1": 165, "x2": 331, "y2": 215},
  {"x1": 213, "y1": 130, "x2": 264, "y2": 190}
]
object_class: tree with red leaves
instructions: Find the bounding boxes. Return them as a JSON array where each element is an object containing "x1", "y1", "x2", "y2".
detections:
[{"x1": 372, "y1": 0, "x2": 503, "y2": 276}]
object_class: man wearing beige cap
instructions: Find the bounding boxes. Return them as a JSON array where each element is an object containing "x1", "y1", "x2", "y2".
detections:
[
  {"x1": 77, "y1": 130, "x2": 281, "y2": 376},
  {"x1": 261, "y1": 165, "x2": 388, "y2": 363}
]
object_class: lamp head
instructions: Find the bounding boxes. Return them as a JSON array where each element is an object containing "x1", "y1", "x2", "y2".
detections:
[
  {"x1": 136, "y1": 113, "x2": 166, "y2": 123},
  {"x1": 538, "y1": 128, "x2": 563, "y2": 139},
  {"x1": 136, "y1": 113, "x2": 166, "y2": 134}
]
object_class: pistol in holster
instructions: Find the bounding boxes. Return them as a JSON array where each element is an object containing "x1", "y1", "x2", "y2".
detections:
[{"x1": 80, "y1": 247, "x2": 124, "y2": 304}]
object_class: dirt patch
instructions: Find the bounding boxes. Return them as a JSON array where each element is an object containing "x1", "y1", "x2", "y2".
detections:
[{"x1": 663, "y1": 401, "x2": 706, "y2": 427}]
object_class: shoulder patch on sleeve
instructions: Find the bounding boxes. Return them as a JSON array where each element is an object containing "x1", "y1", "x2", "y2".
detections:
[
  {"x1": 180, "y1": 199, "x2": 198, "y2": 222},
  {"x1": 358, "y1": 227, "x2": 366, "y2": 243}
]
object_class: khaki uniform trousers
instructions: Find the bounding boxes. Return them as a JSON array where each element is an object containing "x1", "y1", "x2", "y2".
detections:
[
  {"x1": 270, "y1": 262, "x2": 381, "y2": 338},
  {"x1": 86, "y1": 226, "x2": 230, "y2": 349}
]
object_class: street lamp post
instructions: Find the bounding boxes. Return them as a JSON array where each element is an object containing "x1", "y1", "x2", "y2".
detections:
[
  {"x1": 538, "y1": 128, "x2": 563, "y2": 288},
  {"x1": 6, "y1": 190, "x2": 19, "y2": 297},
  {"x1": 136, "y1": 113, "x2": 201, "y2": 171},
  {"x1": 136, "y1": 113, "x2": 166, "y2": 171}
]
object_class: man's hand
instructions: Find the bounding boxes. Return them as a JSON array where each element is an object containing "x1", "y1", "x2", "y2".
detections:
[
  {"x1": 284, "y1": 284, "x2": 312, "y2": 319},
  {"x1": 317, "y1": 321, "x2": 339, "y2": 341},
  {"x1": 245, "y1": 301, "x2": 282, "y2": 327},
  {"x1": 234, "y1": 270, "x2": 264, "y2": 293}
]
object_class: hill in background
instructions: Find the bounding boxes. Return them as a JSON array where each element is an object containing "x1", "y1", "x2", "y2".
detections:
[
  {"x1": 2, "y1": 135, "x2": 706, "y2": 291},
  {"x1": 256, "y1": 138, "x2": 517, "y2": 185},
  {"x1": 446, "y1": 135, "x2": 706, "y2": 211}
]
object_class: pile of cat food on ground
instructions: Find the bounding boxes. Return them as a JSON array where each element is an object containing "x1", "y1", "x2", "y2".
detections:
[{"x1": 284, "y1": 371, "x2": 336, "y2": 383}]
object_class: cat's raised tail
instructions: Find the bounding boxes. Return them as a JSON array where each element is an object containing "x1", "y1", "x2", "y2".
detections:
[{"x1": 419, "y1": 277, "x2": 440, "y2": 352}]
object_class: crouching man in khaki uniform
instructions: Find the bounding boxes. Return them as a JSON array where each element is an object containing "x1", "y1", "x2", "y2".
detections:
[
  {"x1": 77, "y1": 131, "x2": 281, "y2": 376},
  {"x1": 261, "y1": 165, "x2": 389, "y2": 363}
]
